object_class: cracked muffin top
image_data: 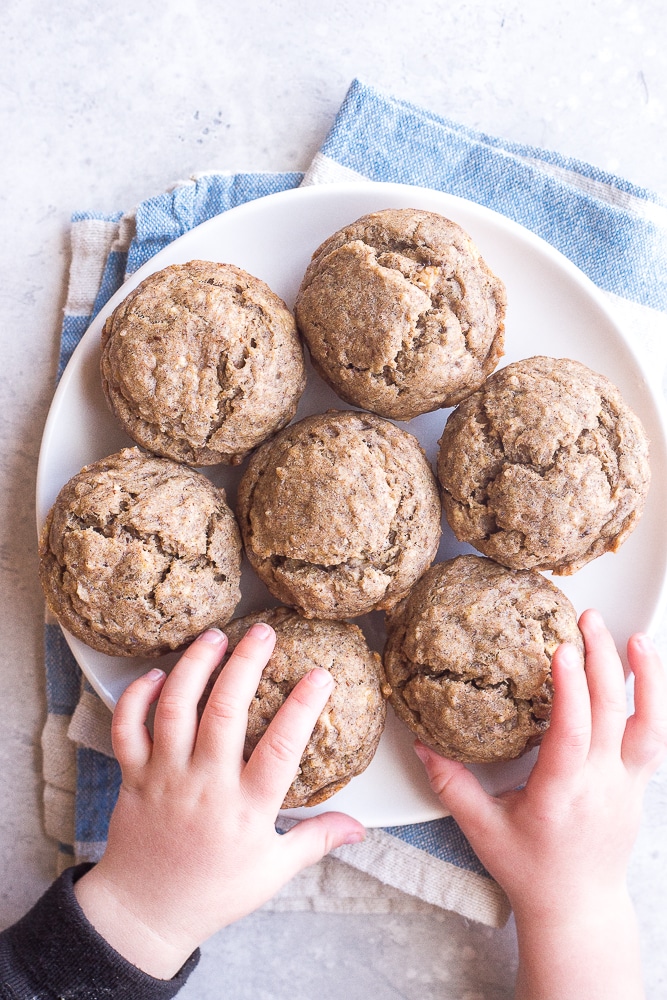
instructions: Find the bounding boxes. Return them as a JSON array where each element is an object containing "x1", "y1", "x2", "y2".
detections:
[
  {"x1": 100, "y1": 260, "x2": 306, "y2": 466},
  {"x1": 437, "y1": 356, "x2": 651, "y2": 574},
  {"x1": 208, "y1": 607, "x2": 388, "y2": 808},
  {"x1": 39, "y1": 447, "x2": 242, "y2": 656},
  {"x1": 236, "y1": 410, "x2": 442, "y2": 619},
  {"x1": 294, "y1": 208, "x2": 506, "y2": 420},
  {"x1": 383, "y1": 555, "x2": 583, "y2": 763}
]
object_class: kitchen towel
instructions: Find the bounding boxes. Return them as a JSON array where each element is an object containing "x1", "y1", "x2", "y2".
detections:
[{"x1": 41, "y1": 78, "x2": 667, "y2": 931}]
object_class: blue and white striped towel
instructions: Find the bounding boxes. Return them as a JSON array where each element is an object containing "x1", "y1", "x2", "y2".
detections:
[{"x1": 41, "y1": 79, "x2": 667, "y2": 930}]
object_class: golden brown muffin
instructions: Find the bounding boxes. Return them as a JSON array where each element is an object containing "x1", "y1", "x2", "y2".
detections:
[
  {"x1": 383, "y1": 555, "x2": 583, "y2": 763},
  {"x1": 437, "y1": 356, "x2": 651, "y2": 574},
  {"x1": 211, "y1": 607, "x2": 388, "y2": 808},
  {"x1": 236, "y1": 410, "x2": 442, "y2": 619},
  {"x1": 100, "y1": 260, "x2": 306, "y2": 466},
  {"x1": 294, "y1": 208, "x2": 506, "y2": 420},
  {"x1": 39, "y1": 447, "x2": 242, "y2": 656}
]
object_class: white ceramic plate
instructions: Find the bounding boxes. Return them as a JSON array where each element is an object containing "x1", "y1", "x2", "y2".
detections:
[{"x1": 36, "y1": 182, "x2": 667, "y2": 827}]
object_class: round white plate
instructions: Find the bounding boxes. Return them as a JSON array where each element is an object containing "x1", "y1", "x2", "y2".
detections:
[{"x1": 36, "y1": 182, "x2": 667, "y2": 827}]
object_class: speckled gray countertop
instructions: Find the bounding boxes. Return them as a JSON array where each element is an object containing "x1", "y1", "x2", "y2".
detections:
[{"x1": 1, "y1": 2, "x2": 666, "y2": 997}]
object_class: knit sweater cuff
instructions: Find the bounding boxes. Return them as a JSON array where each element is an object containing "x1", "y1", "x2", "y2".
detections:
[{"x1": 1, "y1": 863, "x2": 199, "y2": 998}]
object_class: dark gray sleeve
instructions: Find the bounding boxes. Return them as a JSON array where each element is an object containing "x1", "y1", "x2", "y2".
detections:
[{"x1": 0, "y1": 863, "x2": 199, "y2": 999}]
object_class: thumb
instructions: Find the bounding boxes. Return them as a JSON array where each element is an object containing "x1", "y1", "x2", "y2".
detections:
[
  {"x1": 279, "y1": 811, "x2": 366, "y2": 877},
  {"x1": 414, "y1": 741, "x2": 497, "y2": 837}
]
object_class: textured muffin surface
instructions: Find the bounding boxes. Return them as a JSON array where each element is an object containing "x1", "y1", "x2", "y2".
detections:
[
  {"x1": 294, "y1": 208, "x2": 506, "y2": 419},
  {"x1": 383, "y1": 555, "x2": 583, "y2": 763},
  {"x1": 216, "y1": 607, "x2": 387, "y2": 808},
  {"x1": 101, "y1": 260, "x2": 306, "y2": 465},
  {"x1": 237, "y1": 410, "x2": 442, "y2": 619},
  {"x1": 39, "y1": 447, "x2": 242, "y2": 656},
  {"x1": 437, "y1": 356, "x2": 651, "y2": 574}
]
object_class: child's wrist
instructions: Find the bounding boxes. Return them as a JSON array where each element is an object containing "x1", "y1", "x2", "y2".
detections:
[
  {"x1": 512, "y1": 882, "x2": 633, "y2": 925},
  {"x1": 512, "y1": 883, "x2": 638, "y2": 945},
  {"x1": 73, "y1": 866, "x2": 197, "y2": 980},
  {"x1": 512, "y1": 889, "x2": 643, "y2": 1000}
]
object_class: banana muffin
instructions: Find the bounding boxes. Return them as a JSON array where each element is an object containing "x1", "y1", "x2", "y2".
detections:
[
  {"x1": 294, "y1": 208, "x2": 506, "y2": 420},
  {"x1": 39, "y1": 447, "x2": 242, "y2": 656},
  {"x1": 383, "y1": 555, "x2": 583, "y2": 764},
  {"x1": 213, "y1": 607, "x2": 388, "y2": 808},
  {"x1": 437, "y1": 356, "x2": 651, "y2": 574},
  {"x1": 236, "y1": 409, "x2": 442, "y2": 619},
  {"x1": 100, "y1": 260, "x2": 306, "y2": 466}
]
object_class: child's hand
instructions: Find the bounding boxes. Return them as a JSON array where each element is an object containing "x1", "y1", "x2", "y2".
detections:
[
  {"x1": 74, "y1": 625, "x2": 365, "y2": 980},
  {"x1": 415, "y1": 609, "x2": 667, "y2": 1000}
]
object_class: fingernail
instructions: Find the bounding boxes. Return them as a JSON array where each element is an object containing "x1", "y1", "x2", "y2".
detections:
[
  {"x1": 343, "y1": 829, "x2": 365, "y2": 845},
  {"x1": 413, "y1": 741, "x2": 433, "y2": 764},
  {"x1": 248, "y1": 622, "x2": 274, "y2": 640},
  {"x1": 635, "y1": 632, "x2": 655, "y2": 651},
  {"x1": 200, "y1": 628, "x2": 226, "y2": 644},
  {"x1": 146, "y1": 667, "x2": 166, "y2": 681},
  {"x1": 557, "y1": 642, "x2": 582, "y2": 668},
  {"x1": 308, "y1": 667, "x2": 333, "y2": 687}
]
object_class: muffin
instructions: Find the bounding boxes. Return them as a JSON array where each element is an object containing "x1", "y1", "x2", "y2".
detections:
[
  {"x1": 294, "y1": 208, "x2": 506, "y2": 420},
  {"x1": 236, "y1": 410, "x2": 442, "y2": 619},
  {"x1": 213, "y1": 607, "x2": 388, "y2": 808},
  {"x1": 100, "y1": 260, "x2": 306, "y2": 466},
  {"x1": 383, "y1": 555, "x2": 583, "y2": 764},
  {"x1": 39, "y1": 447, "x2": 242, "y2": 656},
  {"x1": 437, "y1": 356, "x2": 651, "y2": 574}
]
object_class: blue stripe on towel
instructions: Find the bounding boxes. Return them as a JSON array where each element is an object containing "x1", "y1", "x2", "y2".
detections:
[
  {"x1": 383, "y1": 818, "x2": 488, "y2": 876},
  {"x1": 44, "y1": 623, "x2": 82, "y2": 716},
  {"x1": 319, "y1": 79, "x2": 667, "y2": 311},
  {"x1": 75, "y1": 748, "x2": 121, "y2": 846},
  {"x1": 126, "y1": 172, "x2": 304, "y2": 274}
]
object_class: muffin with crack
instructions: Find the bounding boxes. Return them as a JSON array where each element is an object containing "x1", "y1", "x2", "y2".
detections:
[
  {"x1": 437, "y1": 356, "x2": 651, "y2": 574},
  {"x1": 294, "y1": 208, "x2": 506, "y2": 420},
  {"x1": 39, "y1": 447, "x2": 242, "y2": 656},
  {"x1": 212, "y1": 607, "x2": 388, "y2": 808},
  {"x1": 236, "y1": 409, "x2": 442, "y2": 619},
  {"x1": 383, "y1": 555, "x2": 583, "y2": 764},
  {"x1": 101, "y1": 260, "x2": 306, "y2": 466}
]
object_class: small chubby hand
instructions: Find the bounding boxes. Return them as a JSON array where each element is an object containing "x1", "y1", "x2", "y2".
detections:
[
  {"x1": 413, "y1": 609, "x2": 667, "y2": 1000},
  {"x1": 414, "y1": 609, "x2": 667, "y2": 915},
  {"x1": 74, "y1": 624, "x2": 365, "y2": 979}
]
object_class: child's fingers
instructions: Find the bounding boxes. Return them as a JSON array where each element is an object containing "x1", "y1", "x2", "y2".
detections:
[
  {"x1": 151, "y1": 629, "x2": 228, "y2": 766},
  {"x1": 578, "y1": 609, "x2": 628, "y2": 760},
  {"x1": 194, "y1": 623, "x2": 276, "y2": 771},
  {"x1": 111, "y1": 668, "x2": 167, "y2": 776},
  {"x1": 621, "y1": 632, "x2": 667, "y2": 775},
  {"x1": 241, "y1": 668, "x2": 335, "y2": 814},
  {"x1": 413, "y1": 742, "x2": 497, "y2": 839},
  {"x1": 531, "y1": 641, "x2": 591, "y2": 782},
  {"x1": 279, "y1": 812, "x2": 366, "y2": 877}
]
